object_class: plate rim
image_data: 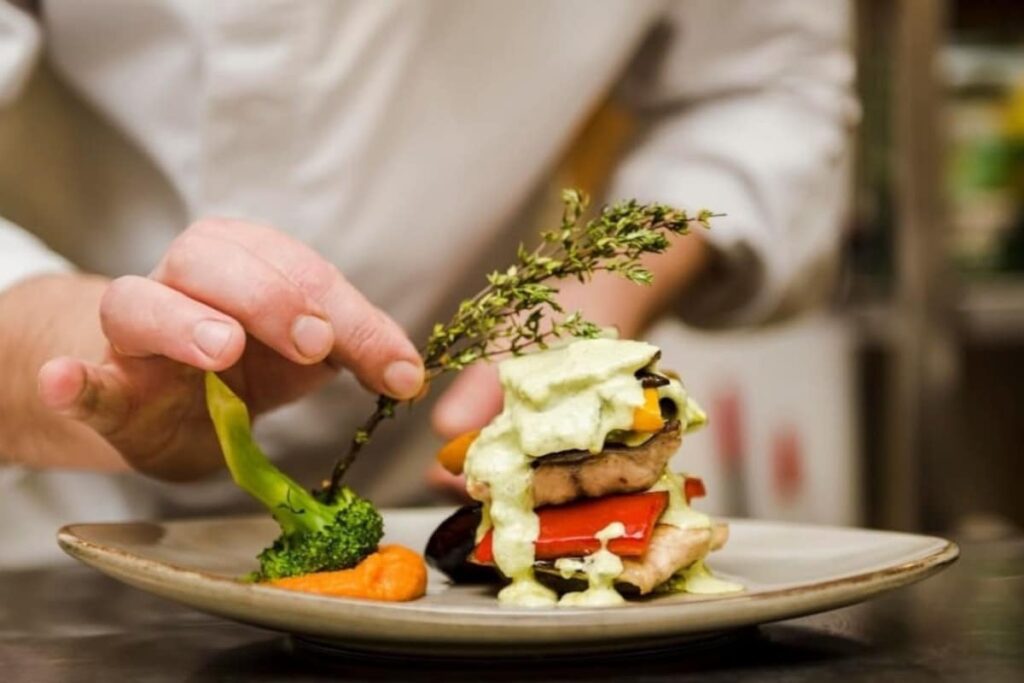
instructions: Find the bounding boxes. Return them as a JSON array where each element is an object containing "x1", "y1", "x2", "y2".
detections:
[{"x1": 56, "y1": 511, "x2": 960, "y2": 648}]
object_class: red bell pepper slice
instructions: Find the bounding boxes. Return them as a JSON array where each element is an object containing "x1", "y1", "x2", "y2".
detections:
[
  {"x1": 684, "y1": 477, "x2": 706, "y2": 502},
  {"x1": 473, "y1": 491, "x2": 668, "y2": 564}
]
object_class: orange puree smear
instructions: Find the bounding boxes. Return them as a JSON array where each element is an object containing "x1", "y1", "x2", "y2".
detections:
[{"x1": 267, "y1": 545, "x2": 427, "y2": 602}]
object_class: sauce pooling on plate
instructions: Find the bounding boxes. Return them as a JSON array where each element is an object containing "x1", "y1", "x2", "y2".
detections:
[
  {"x1": 555, "y1": 522, "x2": 626, "y2": 607},
  {"x1": 463, "y1": 338, "x2": 706, "y2": 607}
]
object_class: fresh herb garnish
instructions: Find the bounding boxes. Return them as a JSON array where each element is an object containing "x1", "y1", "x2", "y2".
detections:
[{"x1": 324, "y1": 189, "x2": 717, "y2": 496}]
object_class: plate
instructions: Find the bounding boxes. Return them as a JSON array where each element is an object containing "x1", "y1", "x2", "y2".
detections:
[{"x1": 58, "y1": 509, "x2": 957, "y2": 657}]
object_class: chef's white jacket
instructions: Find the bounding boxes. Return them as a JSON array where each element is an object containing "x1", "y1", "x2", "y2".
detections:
[{"x1": 0, "y1": 0, "x2": 856, "y2": 565}]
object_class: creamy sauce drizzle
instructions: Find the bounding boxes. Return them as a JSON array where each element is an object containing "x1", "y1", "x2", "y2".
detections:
[
  {"x1": 648, "y1": 470, "x2": 711, "y2": 530},
  {"x1": 555, "y1": 522, "x2": 627, "y2": 607},
  {"x1": 463, "y1": 338, "x2": 709, "y2": 607},
  {"x1": 658, "y1": 378, "x2": 707, "y2": 433},
  {"x1": 658, "y1": 560, "x2": 744, "y2": 595}
]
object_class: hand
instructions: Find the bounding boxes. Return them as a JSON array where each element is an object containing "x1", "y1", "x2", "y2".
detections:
[{"x1": 35, "y1": 218, "x2": 424, "y2": 481}]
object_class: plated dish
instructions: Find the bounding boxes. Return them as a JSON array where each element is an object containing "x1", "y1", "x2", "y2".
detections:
[
  {"x1": 427, "y1": 337, "x2": 740, "y2": 606},
  {"x1": 204, "y1": 333, "x2": 738, "y2": 607},
  {"x1": 55, "y1": 189, "x2": 959, "y2": 654},
  {"x1": 58, "y1": 509, "x2": 958, "y2": 657}
]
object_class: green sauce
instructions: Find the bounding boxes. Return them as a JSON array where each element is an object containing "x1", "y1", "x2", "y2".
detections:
[
  {"x1": 648, "y1": 470, "x2": 711, "y2": 530},
  {"x1": 555, "y1": 522, "x2": 627, "y2": 607},
  {"x1": 464, "y1": 338, "x2": 718, "y2": 607},
  {"x1": 465, "y1": 339, "x2": 658, "y2": 607},
  {"x1": 658, "y1": 560, "x2": 744, "y2": 595},
  {"x1": 657, "y1": 377, "x2": 707, "y2": 433}
]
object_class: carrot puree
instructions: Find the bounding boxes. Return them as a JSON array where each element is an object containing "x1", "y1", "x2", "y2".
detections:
[{"x1": 268, "y1": 545, "x2": 427, "y2": 602}]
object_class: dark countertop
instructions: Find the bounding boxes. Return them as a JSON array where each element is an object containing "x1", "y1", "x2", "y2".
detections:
[{"x1": 1, "y1": 534, "x2": 1021, "y2": 682}]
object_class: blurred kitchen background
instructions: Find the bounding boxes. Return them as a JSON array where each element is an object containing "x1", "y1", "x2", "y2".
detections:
[{"x1": 651, "y1": 0, "x2": 1024, "y2": 534}]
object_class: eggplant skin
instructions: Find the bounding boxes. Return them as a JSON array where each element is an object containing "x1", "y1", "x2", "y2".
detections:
[{"x1": 424, "y1": 504, "x2": 501, "y2": 584}]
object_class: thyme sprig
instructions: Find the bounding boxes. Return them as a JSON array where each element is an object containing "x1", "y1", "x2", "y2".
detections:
[{"x1": 324, "y1": 189, "x2": 717, "y2": 496}]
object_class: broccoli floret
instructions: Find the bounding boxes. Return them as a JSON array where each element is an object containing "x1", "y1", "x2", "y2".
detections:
[
  {"x1": 255, "y1": 488, "x2": 383, "y2": 580},
  {"x1": 205, "y1": 373, "x2": 384, "y2": 581}
]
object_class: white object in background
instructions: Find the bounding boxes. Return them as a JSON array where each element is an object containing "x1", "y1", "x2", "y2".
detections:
[
  {"x1": 649, "y1": 314, "x2": 861, "y2": 526},
  {"x1": 0, "y1": 3, "x2": 40, "y2": 107},
  {"x1": 0, "y1": 468, "x2": 157, "y2": 568}
]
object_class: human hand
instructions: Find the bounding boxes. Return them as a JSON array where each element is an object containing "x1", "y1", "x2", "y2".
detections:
[{"x1": 36, "y1": 218, "x2": 424, "y2": 481}]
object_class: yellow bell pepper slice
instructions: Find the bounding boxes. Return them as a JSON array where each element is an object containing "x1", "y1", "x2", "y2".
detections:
[
  {"x1": 436, "y1": 430, "x2": 480, "y2": 475},
  {"x1": 631, "y1": 387, "x2": 665, "y2": 432}
]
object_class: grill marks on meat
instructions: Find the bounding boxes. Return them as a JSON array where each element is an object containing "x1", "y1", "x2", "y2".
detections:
[
  {"x1": 618, "y1": 522, "x2": 730, "y2": 595},
  {"x1": 529, "y1": 421, "x2": 682, "y2": 507}
]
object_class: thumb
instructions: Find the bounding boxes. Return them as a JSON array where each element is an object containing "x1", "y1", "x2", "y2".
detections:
[
  {"x1": 431, "y1": 362, "x2": 502, "y2": 439},
  {"x1": 37, "y1": 356, "x2": 131, "y2": 438}
]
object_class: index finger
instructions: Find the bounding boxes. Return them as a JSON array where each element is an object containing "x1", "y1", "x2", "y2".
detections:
[{"x1": 176, "y1": 219, "x2": 424, "y2": 399}]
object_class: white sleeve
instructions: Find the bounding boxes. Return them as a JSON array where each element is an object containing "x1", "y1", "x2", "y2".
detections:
[
  {"x1": 608, "y1": 0, "x2": 859, "y2": 326},
  {"x1": 0, "y1": 215, "x2": 75, "y2": 291},
  {"x1": 0, "y1": 5, "x2": 73, "y2": 291},
  {"x1": 0, "y1": 2, "x2": 40, "y2": 106}
]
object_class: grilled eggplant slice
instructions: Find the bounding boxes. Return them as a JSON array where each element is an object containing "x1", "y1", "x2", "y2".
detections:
[{"x1": 424, "y1": 504, "x2": 500, "y2": 584}]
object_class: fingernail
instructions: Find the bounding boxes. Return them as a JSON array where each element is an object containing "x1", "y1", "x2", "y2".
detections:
[
  {"x1": 291, "y1": 315, "x2": 333, "y2": 360},
  {"x1": 383, "y1": 360, "x2": 424, "y2": 399},
  {"x1": 194, "y1": 320, "x2": 234, "y2": 359}
]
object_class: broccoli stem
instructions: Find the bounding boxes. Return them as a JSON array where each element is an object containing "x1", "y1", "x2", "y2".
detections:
[{"x1": 205, "y1": 372, "x2": 330, "y2": 536}]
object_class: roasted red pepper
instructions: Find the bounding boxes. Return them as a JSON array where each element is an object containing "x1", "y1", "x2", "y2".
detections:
[
  {"x1": 684, "y1": 477, "x2": 706, "y2": 502},
  {"x1": 473, "y1": 491, "x2": 668, "y2": 564}
]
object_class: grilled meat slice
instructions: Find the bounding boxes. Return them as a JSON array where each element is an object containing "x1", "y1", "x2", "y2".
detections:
[
  {"x1": 533, "y1": 521, "x2": 729, "y2": 595},
  {"x1": 530, "y1": 420, "x2": 682, "y2": 506},
  {"x1": 617, "y1": 522, "x2": 729, "y2": 595},
  {"x1": 466, "y1": 420, "x2": 682, "y2": 507}
]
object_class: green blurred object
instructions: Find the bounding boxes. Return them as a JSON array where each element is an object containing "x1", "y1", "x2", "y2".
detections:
[{"x1": 947, "y1": 47, "x2": 1024, "y2": 274}]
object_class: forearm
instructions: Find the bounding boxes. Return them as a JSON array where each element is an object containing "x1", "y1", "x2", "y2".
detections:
[
  {"x1": 0, "y1": 273, "x2": 125, "y2": 470},
  {"x1": 556, "y1": 232, "x2": 711, "y2": 338}
]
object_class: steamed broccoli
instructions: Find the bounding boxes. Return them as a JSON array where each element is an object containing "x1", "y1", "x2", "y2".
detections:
[{"x1": 205, "y1": 373, "x2": 383, "y2": 581}]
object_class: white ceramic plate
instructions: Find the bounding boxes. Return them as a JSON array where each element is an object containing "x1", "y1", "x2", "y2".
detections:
[{"x1": 58, "y1": 508, "x2": 957, "y2": 657}]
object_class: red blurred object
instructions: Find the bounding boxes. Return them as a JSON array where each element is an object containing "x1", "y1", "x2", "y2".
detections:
[
  {"x1": 684, "y1": 477, "x2": 706, "y2": 502},
  {"x1": 711, "y1": 384, "x2": 749, "y2": 516},
  {"x1": 772, "y1": 424, "x2": 804, "y2": 502},
  {"x1": 712, "y1": 385, "x2": 745, "y2": 471},
  {"x1": 473, "y1": 491, "x2": 668, "y2": 563}
]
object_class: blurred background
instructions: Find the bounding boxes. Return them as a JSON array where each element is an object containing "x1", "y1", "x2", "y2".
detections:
[
  {"x1": 656, "y1": 0, "x2": 1024, "y2": 535},
  {"x1": 1, "y1": 0, "x2": 1023, "y2": 558}
]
